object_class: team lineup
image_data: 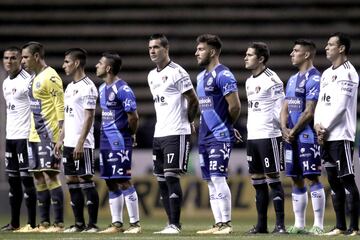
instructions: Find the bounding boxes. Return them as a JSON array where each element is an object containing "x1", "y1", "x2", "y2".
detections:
[{"x1": 1, "y1": 32, "x2": 359, "y2": 236}]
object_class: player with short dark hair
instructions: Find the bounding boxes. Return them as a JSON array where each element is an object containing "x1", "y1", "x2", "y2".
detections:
[
  {"x1": 148, "y1": 33, "x2": 199, "y2": 234},
  {"x1": 21, "y1": 41, "x2": 65, "y2": 232},
  {"x1": 314, "y1": 32, "x2": 359, "y2": 236},
  {"x1": 96, "y1": 51, "x2": 141, "y2": 234},
  {"x1": 280, "y1": 39, "x2": 325, "y2": 235},
  {"x1": 195, "y1": 34, "x2": 241, "y2": 235},
  {"x1": 244, "y1": 42, "x2": 286, "y2": 234},
  {"x1": 54, "y1": 48, "x2": 99, "y2": 233},
  {"x1": 1, "y1": 46, "x2": 36, "y2": 232}
]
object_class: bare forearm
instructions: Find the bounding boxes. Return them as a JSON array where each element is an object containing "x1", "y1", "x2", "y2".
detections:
[
  {"x1": 187, "y1": 100, "x2": 199, "y2": 123},
  {"x1": 77, "y1": 115, "x2": 93, "y2": 146},
  {"x1": 228, "y1": 105, "x2": 240, "y2": 124}
]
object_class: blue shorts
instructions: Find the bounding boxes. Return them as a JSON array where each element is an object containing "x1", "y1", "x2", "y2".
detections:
[
  {"x1": 285, "y1": 141, "x2": 321, "y2": 177},
  {"x1": 199, "y1": 142, "x2": 232, "y2": 181},
  {"x1": 99, "y1": 149, "x2": 132, "y2": 179}
]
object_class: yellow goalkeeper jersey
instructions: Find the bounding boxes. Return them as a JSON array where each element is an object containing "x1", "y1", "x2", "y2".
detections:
[{"x1": 29, "y1": 66, "x2": 64, "y2": 142}]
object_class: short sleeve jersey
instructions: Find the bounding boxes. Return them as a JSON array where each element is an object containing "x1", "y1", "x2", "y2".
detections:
[
  {"x1": 314, "y1": 61, "x2": 358, "y2": 141},
  {"x1": 99, "y1": 79, "x2": 137, "y2": 150},
  {"x1": 147, "y1": 61, "x2": 194, "y2": 137},
  {"x1": 196, "y1": 64, "x2": 238, "y2": 144},
  {"x1": 246, "y1": 68, "x2": 285, "y2": 139},
  {"x1": 63, "y1": 76, "x2": 98, "y2": 148},
  {"x1": 285, "y1": 67, "x2": 320, "y2": 143},
  {"x1": 2, "y1": 69, "x2": 31, "y2": 139},
  {"x1": 28, "y1": 67, "x2": 64, "y2": 142}
]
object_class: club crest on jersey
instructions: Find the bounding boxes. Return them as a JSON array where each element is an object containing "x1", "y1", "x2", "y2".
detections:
[
  {"x1": 332, "y1": 75, "x2": 337, "y2": 82},
  {"x1": 108, "y1": 92, "x2": 115, "y2": 101},
  {"x1": 162, "y1": 76, "x2": 168, "y2": 83},
  {"x1": 12, "y1": 88, "x2": 16, "y2": 94},
  {"x1": 255, "y1": 86, "x2": 261, "y2": 93},
  {"x1": 205, "y1": 77, "x2": 214, "y2": 91},
  {"x1": 35, "y1": 82, "x2": 41, "y2": 89},
  {"x1": 73, "y1": 90, "x2": 78, "y2": 96}
]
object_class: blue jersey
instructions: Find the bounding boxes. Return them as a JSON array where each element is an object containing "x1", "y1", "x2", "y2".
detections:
[
  {"x1": 285, "y1": 67, "x2": 320, "y2": 143},
  {"x1": 197, "y1": 64, "x2": 238, "y2": 144},
  {"x1": 99, "y1": 79, "x2": 137, "y2": 150}
]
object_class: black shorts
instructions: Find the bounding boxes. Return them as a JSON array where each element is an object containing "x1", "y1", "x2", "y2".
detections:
[
  {"x1": 28, "y1": 141, "x2": 60, "y2": 172},
  {"x1": 322, "y1": 140, "x2": 354, "y2": 177},
  {"x1": 63, "y1": 147, "x2": 95, "y2": 177},
  {"x1": 5, "y1": 139, "x2": 30, "y2": 174},
  {"x1": 247, "y1": 137, "x2": 284, "y2": 174},
  {"x1": 153, "y1": 135, "x2": 191, "y2": 176}
]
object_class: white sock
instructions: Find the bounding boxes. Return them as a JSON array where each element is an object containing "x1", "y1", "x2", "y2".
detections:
[
  {"x1": 292, "y1": 187, "x2": 308, "y2": 229},
  {"x1": 207, "y1": 180, "x2": 222, "y2": 224},
  {"x1": 123, "y1": 186, "x2": 140, "y2": 223},
  {"x1": 211, "y1": 176, "x2": 231, "y2": 223},
  {"x1": 310, "y1": 183, "x2": 325, "y2": 229},
  {"x1": 109, "y1": 190, "x2": 124, "y2": 223}
]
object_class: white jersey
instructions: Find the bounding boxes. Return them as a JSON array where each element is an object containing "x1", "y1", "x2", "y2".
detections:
[
  {"x1": 148, "y1": 61, "x2": 194, "y2": 137},
  {"x1": 246, "y1": 68, "x2": 284, "y2": 139},
  {"x1": 2, "y1": 69, "x2": 31, "y2": 139},
  {"x1": 314, "y1": 61, "x2": 358, "y2": 141},
  {"x1": 63, "y1": 76, "x2": 98, "y2": 148}
]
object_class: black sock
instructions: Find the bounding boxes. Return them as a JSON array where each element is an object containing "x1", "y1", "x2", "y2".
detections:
[
  {"x1": 82, "y1": 182, "x2": 99, "y2": 226},
  {"x1": 158, "y1": 179, "x2": 171, "y2": 223},
  {"x1": 8, "y1": 176, "x2": 22, "y2": 228},
  {"x1": 68, "y1": 183, "x2": 85, "y2": 226},
  {"x1": 37, "y1": 188, "x2": 51, "y2": 223},
  {"x1": 269, "y1": 181, "x2": 285, "y2": 227},
  {"x1": 21, "y1": 176, "x2": 37, "y2": 228},
  {"x1": 253, "y1": 180, "x2": 269, "y2": 231},
  {"x1": 50, "y1": 186, "x2": 64, "y2": 224},
  {"x1": 326, "y1": 167, "x2": 346, "y2": 230},
  {"x1": 165, "y1": 176, "x2": 182, "y2": 227},
  {"x1": 342, "y1": 175, "x2": 359, "y2": 230}
]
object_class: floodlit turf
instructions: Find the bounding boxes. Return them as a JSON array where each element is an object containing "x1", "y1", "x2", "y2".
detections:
[{"x1": 0, "y1": 217, "x2": 352, "y2": 240}]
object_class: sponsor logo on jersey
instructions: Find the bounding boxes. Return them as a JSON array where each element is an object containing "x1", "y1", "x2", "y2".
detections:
[
  {"x1": 29, "y1": 99, "x2": 41, "y2": 110},
  {"x1": 198, "y1": 96, "x2": 214, "y2": 109},
  {"x1": 122, "y1": 85, "x2": 132, "y2": 92},
  {"x1": 7, "y1": 102, "x2": 15, "y2": 110},
  {"x1": 320, "y1": 93, "x2": 331, "y2": 105},
  {"x1": 339, "y1": 80, "x2": 355, "y2": 95},
  {"x1": 153, "y1": 95, "x2": 167, "y2": 106},
  {"x1": 102, "y1": 110, "x2": 114, "y2": 120},
  {"x1": 65, "y1": 105, "x2": 73, "y2": 116},
  {"x1": 223, "y1": 83, "x2": 237, "y2": 93},
  {"x1": 107, "y1": 152, "x2": 119, "y2": 162},
  {"x1": 248, "y1": 100, "x2": 260, "y2": 111},
  {"x1": 287, "y1": 97, "x2": 303, "y2": 111}
]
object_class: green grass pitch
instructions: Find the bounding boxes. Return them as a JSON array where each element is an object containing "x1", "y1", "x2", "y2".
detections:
[{"x1": 0, "y1": 217, "x2": 351, "y2": 240}]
